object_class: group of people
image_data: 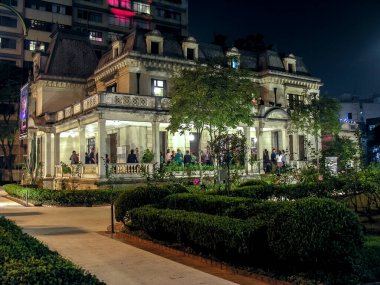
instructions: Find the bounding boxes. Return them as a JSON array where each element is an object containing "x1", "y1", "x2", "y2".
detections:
[
  {"x1": 263, "y1": 148, "x2": 288, "y2": 174},
  {"x1": 164, "y1": 149, "x2": 213, "y2": 166},
  {"x1": 69, "y1": 147, "x2": 100, "y2": 165}
]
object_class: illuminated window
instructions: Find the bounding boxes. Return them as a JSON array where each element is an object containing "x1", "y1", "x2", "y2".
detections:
[
  {"x1": 152, "y1": 79, "x2": 166, "y2": 96},
  {"x1": 24, "y1": 40, "x2": 47, "y2": 51},
  {"x1": 108, "y1": 0, "x2": 131, "y2": 9},
  {"x1": 133, "y1": 2, "x2": 150, "y2": 14},
  {"x1": 89, "y1": 31, "x2": 103, "y2": 42},
  {"x1": 231, "y1": 57, "x2": 240, "y2": 69}
]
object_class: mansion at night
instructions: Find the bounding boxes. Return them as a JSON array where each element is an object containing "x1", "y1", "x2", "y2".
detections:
[{"x1": 27, "y1": 27, "x2": 322, "y2": 189}]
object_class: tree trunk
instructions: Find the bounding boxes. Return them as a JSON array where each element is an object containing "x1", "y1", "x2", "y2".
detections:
[
  {"x1": 315, "y1": 134, "x2": 320, "y2": 172},
  {"x1": 197, "y1": 130, "x2": 203, "y2": 183}
]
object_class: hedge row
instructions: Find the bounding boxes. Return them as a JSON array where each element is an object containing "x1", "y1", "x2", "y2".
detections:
[
  {"x1": 3, "y1": 184, "x2": 124, "y2": 206},
  {"x1": 130, "y1": 206, "x2": 268, "y2": 261},
  {"x1": 0, "y1": 217, "x2": 105, "y2": 285},
  {"x1": 210, "y1": 183, "x2": 333, "y2": 200},
  {"x1": 129, "y1": 198, "x2": 364, "y2": 272},
  {"x1": 161, "y1": 193, "x2": 254, "y2": 216},
  {"x1": 115, "y1": 183, "x2": 188, "y2": 223}
]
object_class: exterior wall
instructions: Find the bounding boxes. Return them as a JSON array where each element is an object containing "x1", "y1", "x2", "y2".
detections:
[
  {"x1": 0, "y1": 0, "x2": 25, "y2": 67},
  {"x1": 32, "y1": 81, "x2": 87, "y2": 116}
]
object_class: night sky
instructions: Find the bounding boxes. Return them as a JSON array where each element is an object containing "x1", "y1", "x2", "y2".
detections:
[{"x1": 189, "y1": 0, "x2": 380, "y2": 99}]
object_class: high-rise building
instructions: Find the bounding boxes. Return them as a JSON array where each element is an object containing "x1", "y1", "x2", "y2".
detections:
[{"x1": 0, "y1": 0, "x2": 188, "y2": 67}]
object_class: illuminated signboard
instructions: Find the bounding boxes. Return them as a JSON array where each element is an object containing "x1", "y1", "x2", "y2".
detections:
[
  {"x1": 108, "y1": 0, "x2": 136, "y2": 23},
  {"x1": 19, "y1": 83, "x2": 29, "y2": 140}
]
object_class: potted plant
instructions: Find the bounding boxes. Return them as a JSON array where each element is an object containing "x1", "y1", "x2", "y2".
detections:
[{"x1": 141, "y1": 149, "x2": 154, "y2": 163}]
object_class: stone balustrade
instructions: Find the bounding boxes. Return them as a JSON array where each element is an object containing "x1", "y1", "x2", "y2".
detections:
[{"x1": 54, "y1": 93, "x2": 170, "y2": 122}]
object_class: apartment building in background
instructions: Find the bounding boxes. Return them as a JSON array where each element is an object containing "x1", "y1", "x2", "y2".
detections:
[{"x1": 0, "y1": 0, "x2": 188, "y2": 66}]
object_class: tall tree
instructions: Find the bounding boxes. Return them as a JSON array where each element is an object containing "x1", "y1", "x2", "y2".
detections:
[
  {"x1": 291, "y1": 94, "x2": 342, "y2": 169},
  {"x1": 168, "y1": 60, "x2": 256, "y2": 179},
  {"x1": 0, "y1": 62, "x2": 25, "y2": 181},
  {"x1": 322, "y1": 135, "x2": 360, "y2": 171}
]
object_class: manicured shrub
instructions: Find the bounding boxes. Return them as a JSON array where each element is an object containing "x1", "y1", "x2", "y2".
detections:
[
  {"x1": 267, "y1": 198, "x2": 364, "y2": 271},
  {"x1": 129, "y1": 206, "x2": 268, "y2": 262},
  {"x1": 3, "y1": 184, "x2": 123, "y2": 206},
  {"x1": 0, "y1": 217, "x2": 105, "y2": 285},
  {"x1": 210, "y1": 183, "x2": 334, "y2": 201},
  {"x1": 238, "y1": 179, "x2": 270, "y2": 188},
  {"x1": 225, "y1": 200, "x2": 289, "y2": 220},
  {"x1": 114, "y1": 184, "x2": 188, "y2": 223},
  {"x1": 162, "y1": 193, "x2": 253, "y2": 215}
]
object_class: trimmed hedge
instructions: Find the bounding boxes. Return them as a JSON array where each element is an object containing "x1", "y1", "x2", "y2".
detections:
[
  {"x1": 239, "y1": 179, "x2": 270, "y2": 188},
  {"x1": 114, "y1": 183, "x2": 188, "y2": 223},
  {"x1": 129, "y1": 206, "x2": 268, "y2": 261},
  {"x1": 161, "y1": 193, "x2": 254, "y2": 216},
  {"x1": 129, "y1": 197, "x2": 365, "y2": 277},
  {"x1": 209, "y1": 183, "x2": 333, "y2": 201},
  {"x1": 3, "y1": 184, "x2": 123, "y2": 206},
  {"x1": 267, "y1": 198, "x2": 364, "y2": 271},
  {"x1": 0, "y1": 217, "x2": 105, "y2": 285}
]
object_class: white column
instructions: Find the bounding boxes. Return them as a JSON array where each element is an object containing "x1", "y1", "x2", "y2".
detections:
[
  {"x1": 256, "y1": 126, "x2": 263, "y2": 174},
  {"x1": 78, "y1": 125, "x2": 86, "y2": 163},
  {"x1": 97, "y1": 119, "x2": 107, "y2": 177},
  {"x1": 281, "y1": 129, "x2": 288, "y2": 152},
  {"x1": 44, "y1": 132, "x2": 52, "y2": 177},
  {"x1": 152, "y1": 121, "x2": 160, "y2": 163},
  {"x1": 244, "y1": 126, "x2": 251, "y2": 173},
  {"x1": 53, "y1": 133, "x2": 60, "y2": 176}
]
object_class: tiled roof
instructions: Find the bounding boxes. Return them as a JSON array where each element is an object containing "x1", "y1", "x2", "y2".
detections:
[
  {"x1": 95, "y1": 28, "x2": 312, "y2": 76},
  {"x1": 45, "y1": 29, "x2": 98, "y2": 78}
]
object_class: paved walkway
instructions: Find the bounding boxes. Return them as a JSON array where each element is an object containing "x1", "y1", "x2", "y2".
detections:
[{"x1": 0, "y1": 188, "x2": 249, "y2": 285}]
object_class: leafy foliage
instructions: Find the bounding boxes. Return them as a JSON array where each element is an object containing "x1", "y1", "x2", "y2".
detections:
[
  {"x1": 3, "y1": 184, "x2": 124, "y2": 206},
  {"x1": 0, "y1": 217, "x2": 105, "y2": 285},
  {"x1": 291, "y1": 95, "x2": 342, "y2": 137},
  {"x1": 0, "y1": 62, "x2": 26, "y2": 179},
  {"x1": 267, "y1": 198, "x2": 364, "y2": 271},
  {"x1": 114, "y1": 184, "x2": 188, "y2": 223},
  {"x1": 322, "y1": 135, "x2": 360, "y2": 171},
  {"x1": 161, "y1": 193, "x2": 254, "y2": 216},
  {"x1": 130, "y1": 205, "x2": 268, "y2": 261},
  {"x1": 168, "y1": 62, "x2": 256, "y2": 136}
]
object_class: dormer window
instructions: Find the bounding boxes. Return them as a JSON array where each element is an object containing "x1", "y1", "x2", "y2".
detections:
[
  {"x1": 283, "y1": 53, "x2": 297, "y2": 73},
  {"x1": 288, "y1": 63, "x2": 294, "y2": 73},
  {"x1": 151, "y1": 41, "x2": 159, "y2": 55},
  {"x1": 182, "y1": 36, "x2": 198, "y2": 61},
  {"x1": 226, "y1": 47, "x2": 240, "y2": 69},
  {"x1": 187, "y1": 48, "x2": 194, "y2": 60},
  {"x1": 231, "y1": 57, "x2": 240, "y2": 69},
  {"x1": 146, "y1": 30, "x2": 164, "y2": 55},
  {"x1": 111, "y1": 37, "x2": 123, "y2": 59}
]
